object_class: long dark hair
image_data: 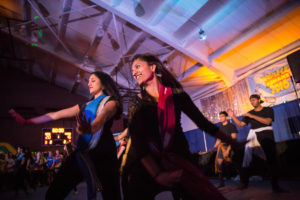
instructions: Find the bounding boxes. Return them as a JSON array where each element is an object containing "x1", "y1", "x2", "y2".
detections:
[
  {"x1": 131, "y1": 53, "x2": 182, "y2": 101},
  {"x1": 91, "y1": 71, "x2": 123, "y2": 117}
]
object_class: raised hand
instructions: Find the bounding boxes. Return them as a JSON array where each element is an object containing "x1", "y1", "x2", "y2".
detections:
[
  {"x1": 8, "y1": 109, "x2": 28, "y2": 124},
  {"x1": 76, "y1": 113, "x2": 92, "y2": 134},
  {"x1": 226, "y1": 109, "x2": 234, "y2": 117}
]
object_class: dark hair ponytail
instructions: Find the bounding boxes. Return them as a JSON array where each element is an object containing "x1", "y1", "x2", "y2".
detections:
[{"x1": 91, "y1": 71, "x2": 123, "y2": 117}]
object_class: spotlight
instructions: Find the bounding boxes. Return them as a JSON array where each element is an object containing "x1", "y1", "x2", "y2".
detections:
[{"x1": 199, "y1": 29, "x2": 207, "y2": 40}]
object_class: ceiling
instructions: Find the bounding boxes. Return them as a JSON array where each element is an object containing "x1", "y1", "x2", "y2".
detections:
[{"x1": 1, "y1": 0, "x2": 300, "y2": 101}]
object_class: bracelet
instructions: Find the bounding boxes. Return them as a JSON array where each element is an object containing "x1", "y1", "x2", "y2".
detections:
[{"x1": 153, "y1": 171, "x2": 161, "y2": 180}]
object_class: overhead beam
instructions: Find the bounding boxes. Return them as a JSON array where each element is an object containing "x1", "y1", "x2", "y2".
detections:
[
  {"x1": 177, "y1": 63, "x2": 202, "y2": 81},
  {"x1": 209, "y1": 0, "x2": 300, "y2": 62},
  {"x1": 88, "y1": 0, "x2": 230, "y2": 84},
  {"x1": 174, "y1": 0, "x2": 229, "y2": 41},
  {"x1": 235, "y1": 39, "x2": 300, "y2": 80},
  {"x1": 147, "y1": 0, "x2": 178, "y2": 26},
  {"x1": 110, "y1": 31, "x2": 147, "y2": 76},
  {"x1": 27, "y1": 0, "x2": 75, "y2": 58},
  {"x1": 23, "y1": 0, "x2": 32, "y2": 37},
  {"x1": 57, "y1": 0, "x2": 73, "y2": 40}
]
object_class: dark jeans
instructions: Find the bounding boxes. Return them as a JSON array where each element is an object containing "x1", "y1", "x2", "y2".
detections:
[
  {"x1": 240, "y1": 130, "x2": 279, "y2": 188},
  {"x1": 46, "y1": 134, "x2": 121, "y2": 200}
]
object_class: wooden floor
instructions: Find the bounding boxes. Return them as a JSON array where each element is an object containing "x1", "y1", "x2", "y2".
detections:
[{"x1": 1, "y1": 178, "x2": 299, "y2": 200}]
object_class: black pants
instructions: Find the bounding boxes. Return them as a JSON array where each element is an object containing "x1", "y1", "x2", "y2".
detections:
[
  {"x1": 240, "y1": 130, "x2": 279, "y2": 188},
  {"x1": 46, "y1": 134, "x2": 121, "y2": 200}
]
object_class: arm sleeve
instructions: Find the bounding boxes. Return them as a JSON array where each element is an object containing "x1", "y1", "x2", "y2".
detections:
[
  {"x1": 179, "y1": 91, "x2": 219, "y2": 136},
  {"x1": 230, "y1": 123, "x2": 238, "y2": 134},
  {"x1": 128, "y1": 106, "x2": 152, "y2": 159},
  {"x1": 241, "y1": 116, "x2": 249, "y2": 125},
  {"x1": 267, "y1": 107, "x2": 275, "y2": 121}
]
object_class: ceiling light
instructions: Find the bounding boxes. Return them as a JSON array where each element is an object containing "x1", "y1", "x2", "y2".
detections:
[
  {"x1": 199, "y1": 29, "x2": 207, "y2": 40},
  {"x1": 96, "y1": 25, "x2": 104, "y2": 38},
  {"x1": 76, "y1": 71, "x2": 81, "y2": 83}
]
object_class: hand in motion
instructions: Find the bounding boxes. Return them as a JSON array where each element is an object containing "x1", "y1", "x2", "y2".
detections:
[
  {"x1": 76, "y1": 113, "x2": 92, "y2": 134},
  {"x1": 243, "y1": 112, "x2": 253, "y2": 118},
  {"x1": 223, "y1": 151, "x2": 229, "y2": 158},
  {"x1": 155, "y1": 169, "x2": 183, "y2": 187},
  {"x1": 226, "y1": 109, "x2": 234, "y2": 117},
  {"x1": 209, "y1": 147, "x2": 216, "y2": 152},
  {"x1": 9, "y1": 109, "x2": 28, "y2": 124}
]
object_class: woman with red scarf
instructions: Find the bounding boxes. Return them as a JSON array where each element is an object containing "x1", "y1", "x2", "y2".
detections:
[{"x1": 127, "y1": 53, "x2": 243, "y2": 200}]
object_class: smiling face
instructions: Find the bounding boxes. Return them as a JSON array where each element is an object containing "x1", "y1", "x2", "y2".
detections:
[
  {"x1": 131, "y1": 59, "x2": 156, "y2": 85},
  {"x1": 88, "y1": 74, "x2": 102, "y2": 96}
]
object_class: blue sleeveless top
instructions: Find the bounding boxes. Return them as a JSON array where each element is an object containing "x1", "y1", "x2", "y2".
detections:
[{"x1": 76, "y1": 94, "x2": 107, "y2": 151}]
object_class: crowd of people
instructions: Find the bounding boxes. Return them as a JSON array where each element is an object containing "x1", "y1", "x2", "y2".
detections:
[
  {"x1": 0, "y1": 146, "x2": 68, "y2": 196},
  {"x1": 5, "y1": 53, "x2": 287, "y2": 199}
]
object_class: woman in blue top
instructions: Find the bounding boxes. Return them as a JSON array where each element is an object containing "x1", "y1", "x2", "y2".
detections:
[{"x1": 9, "y1": 71, "x2": 122, "y2": 200}]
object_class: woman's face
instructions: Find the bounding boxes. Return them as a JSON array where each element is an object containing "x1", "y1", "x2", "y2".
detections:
[
  {"x1": 131, "y1": 59, "x2": 156, "y2": 85},
  {"x1": 88, "y1": 74, "x2": 102, "y2": 95}
]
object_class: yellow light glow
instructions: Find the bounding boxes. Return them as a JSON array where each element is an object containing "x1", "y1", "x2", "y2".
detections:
[
  {"x1": 65, "y1": 132, "x2": 72, "y2": 139},
  {"x1": 52, "y1": 128, "x2": 64, "y2": 133},
  {"x1": 214, "y1": 7, "x2": 300, "y2": 70},
  {"x1": 49, "y1": 140, "x2": 53, "y2": 145},
  {"x1": 63, "y1": 140, "x2": 66, "y2": 144},
  {"x1": 45, "y1": 132, "x2": 51, "y2": 140}
]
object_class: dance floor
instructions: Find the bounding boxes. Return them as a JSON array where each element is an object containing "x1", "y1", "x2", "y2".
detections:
[{"x1": 1, "y1": 178, "x2": 299, "y2": 200}]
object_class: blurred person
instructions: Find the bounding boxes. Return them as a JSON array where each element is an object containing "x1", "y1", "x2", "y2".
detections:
[
  {"x1": 227, "y1": 94, "x2": 286, "y2": 193},
  {"x1": 211, "y1": 111, "x2": 237, "y2": 188},
  {"x1": 9, "y1": 71, "x2": 122, "y2": 200}
]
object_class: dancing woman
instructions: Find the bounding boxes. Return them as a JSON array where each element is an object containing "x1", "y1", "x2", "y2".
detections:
[
  {"x1": 126, "y1": 53, "x2": 243, "y2": 200},
  {"x1": 9, "y1": 71, "x2": 122, "y2": 200}
]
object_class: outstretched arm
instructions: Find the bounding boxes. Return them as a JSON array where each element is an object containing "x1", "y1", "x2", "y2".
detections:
[
  {"x1": 180, "y1": 92, "x2": 241, "y2": 147},
  {"x1": 9, "y1": 105, "x2": 80, "y2": 124},
  {"x1": 227, "y1": 109, "x2": 246, "y2": 127}
]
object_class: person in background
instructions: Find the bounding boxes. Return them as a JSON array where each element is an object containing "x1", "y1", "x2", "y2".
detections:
[
  {"x1": 5, "y1": 152, "x2": 15, "y2": 190},
  {"x1": 46, "y1": 151, "x2": 55, "y2": 185},
  {"x1": 227, "y1": 94, "x2": 287, "y2": 193},
  {"x1": 53, "y1": 150, "x2": 63, "y2": 174},
  {"x1": 33, "y1": 151, "x2": 45, "y2": 187},
  {"x1": 211, "y1": 111, "x2": 237, "y2": 188}
]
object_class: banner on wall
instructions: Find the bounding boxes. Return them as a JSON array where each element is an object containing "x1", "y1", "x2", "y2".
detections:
[{"x1": 247, "y1": 59, "x2": 299, "y2": 105}]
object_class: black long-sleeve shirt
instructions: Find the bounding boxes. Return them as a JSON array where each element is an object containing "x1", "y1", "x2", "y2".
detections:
[{"x1": 129, "y1": 90, "x2": 219, "y2": 160}]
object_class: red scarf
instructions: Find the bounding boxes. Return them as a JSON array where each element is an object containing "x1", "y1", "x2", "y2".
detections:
[
  {"x1": 155, "y1": 85, "x2": 226, "y2": 200},
  {"x1": 157, "y1": 85, "x2": 175, "y2": 151}
]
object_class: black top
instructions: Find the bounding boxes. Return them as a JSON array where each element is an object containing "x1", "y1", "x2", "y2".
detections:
[
  {"x1": 219, "y1": 122, "x2": 237, "y2": 137},
  {"x1": 242, "y1": 107, "x2": 274, "y2": 129},
  {"x1": 129, "y1": 90, "x2": 219, "y2": 160}
]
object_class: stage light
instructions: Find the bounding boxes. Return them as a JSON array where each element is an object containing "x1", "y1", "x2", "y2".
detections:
[{"x1": 199, "y1": 29, "x2": 207, "y2": 40}]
